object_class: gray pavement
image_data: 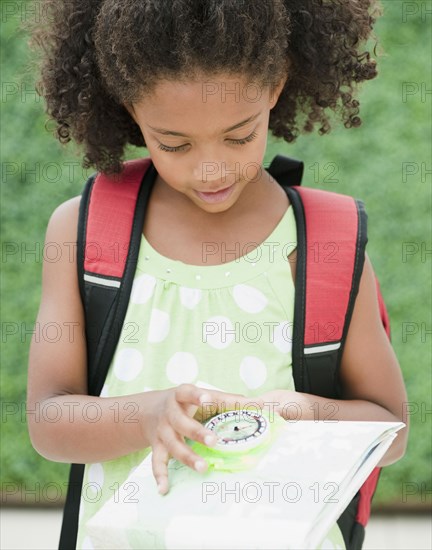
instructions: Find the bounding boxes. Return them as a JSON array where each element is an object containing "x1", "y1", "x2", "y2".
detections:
[{"x1": 1, "y1": 508, "x2": 431, "y2": 549}]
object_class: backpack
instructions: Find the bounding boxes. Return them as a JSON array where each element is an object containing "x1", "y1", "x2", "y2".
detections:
[{"x1": 59, "y1": 154, "x2": 391, "y2": 550}]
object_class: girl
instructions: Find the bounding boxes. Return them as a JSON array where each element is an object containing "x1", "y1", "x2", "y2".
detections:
[{"x1": 27, "y1": 1, "x2": 408, "y2": 549}]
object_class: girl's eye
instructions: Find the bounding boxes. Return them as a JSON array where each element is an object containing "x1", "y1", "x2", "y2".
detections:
[
  {"x1": 157, "y1": 143, "x2": 189, "y2": 153},
  {"x1": 228, "y1": 131, "x2": 258, "y2": 146},
  {"x1": 157, "y1": 131, "x2": 258, "y2": 153}
]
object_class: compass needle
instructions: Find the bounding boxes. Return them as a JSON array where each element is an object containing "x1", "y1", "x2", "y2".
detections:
[{"x1": 188, "y1": 409, "x2": 286, "y2": 472}]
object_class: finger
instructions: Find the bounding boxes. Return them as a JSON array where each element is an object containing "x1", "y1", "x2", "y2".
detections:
[
  {"x1": 151, "y1": 443, "x2": 170, "y2": 495},
  {"x1": 174, "y1": 384, "x2": 221, "y2": 420},
  {"x1": 168, "y1": 409, "x2": 218, "y2": 447},
  {"x1": 196, "y1": 390, "x2": 259, "y2": 420},
  {"x1": 174, "y1": 383, "x2": 212, "y2": 408},
  {"x1": 159, "y1": 429, "x2": 209, "y2": 474}
]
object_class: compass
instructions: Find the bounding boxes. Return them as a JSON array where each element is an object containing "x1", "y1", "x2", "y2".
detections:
[
  {"x1": 205, "y1": 410, "x2": 270, "y2": 451},
  {"x1": 188, "y1": 409, "x2": 286, "y2": 471}
]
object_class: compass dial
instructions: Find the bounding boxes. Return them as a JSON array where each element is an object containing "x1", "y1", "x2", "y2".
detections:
[{"x1": 205, "y1": 410, "x2": 270, "y2": 451}]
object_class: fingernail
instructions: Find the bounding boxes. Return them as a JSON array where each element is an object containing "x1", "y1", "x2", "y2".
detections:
[
  {"x1": 204, "y1": 434, "x2": 216, "y2": 447},
  {"x1": 195, "y1": 459, "x2": 207, "y2": 472},
  {"x1": 199, "y1": 393, "x2": 211, "y2": 404}
]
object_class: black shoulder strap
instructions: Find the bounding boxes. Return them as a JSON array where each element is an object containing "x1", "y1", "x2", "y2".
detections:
[
  {"x1": 77, "y1": 162, "x2": 158, "y2": 396},
  {"x1": 268, "y1": 155, "x2": 370, "y2": 550},
  {"x1": 267, "y1": 157, "x2": 368, "y2": 399},
  {"x1": 267, "y1": 154, "x2": 304, "y2": 186},
  {"x1": 59, "y1": 161, "x2": 157, "y2": 550},
  {"x1": 58, "y1": 463, "x2": 85, "y2": 549}
]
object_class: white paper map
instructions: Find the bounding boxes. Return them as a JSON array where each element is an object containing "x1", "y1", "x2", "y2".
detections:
[{"x1": 86, "y1": 420, "x2": 404, "y2": 549}]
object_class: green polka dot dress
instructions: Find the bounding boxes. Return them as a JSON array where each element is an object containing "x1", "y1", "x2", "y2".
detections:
[{"x1": 76, "y1": 205, "x2": 345, "y2": 549}]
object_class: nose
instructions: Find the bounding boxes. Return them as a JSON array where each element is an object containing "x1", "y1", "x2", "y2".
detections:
[{"x1": 193, "y1": 161, "x2": 238, "y2": 187}]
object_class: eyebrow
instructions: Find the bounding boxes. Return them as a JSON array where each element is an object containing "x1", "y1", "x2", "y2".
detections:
[{"x1": 147, "y1": 112, "x2": 262, "y2": 137}]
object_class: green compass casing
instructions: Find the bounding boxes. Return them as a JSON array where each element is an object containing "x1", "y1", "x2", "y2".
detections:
[{"x1": 189, "y1": 409, "x2": 286, "y2": 472}]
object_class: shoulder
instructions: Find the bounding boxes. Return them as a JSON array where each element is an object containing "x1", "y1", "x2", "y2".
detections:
[
  {"x1": 42, "y1": 195, "x2": 83, "y2": 294},
  {"x1": 46, "y1": 195, "x2": 81, "y2": 240},
  {"x1": 28, "y1": 194, "x2": 89, "y2": 405}
]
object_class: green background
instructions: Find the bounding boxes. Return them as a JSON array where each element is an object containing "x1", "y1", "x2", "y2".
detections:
[{"x1": 1, "y1": 1, "x2": 431, "y2": 508}]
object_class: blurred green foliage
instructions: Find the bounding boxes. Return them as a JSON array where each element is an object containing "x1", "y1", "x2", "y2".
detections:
[{"x1": 1, "y1": 1, "x2": 430, "y2": 508}]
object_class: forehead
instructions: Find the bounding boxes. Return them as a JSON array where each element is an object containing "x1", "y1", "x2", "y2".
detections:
[{"x1": 133, "y1": 75, "x2": 272, "y2": 135}]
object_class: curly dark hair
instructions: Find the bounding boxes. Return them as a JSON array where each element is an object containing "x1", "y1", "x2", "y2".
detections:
[{"x1": 28, "y1": 0, "x2": 382, "y2": 174}]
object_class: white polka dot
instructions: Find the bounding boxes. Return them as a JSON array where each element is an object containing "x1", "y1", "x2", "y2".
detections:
[
  {"x1": 179, "y1": 287, "x2": 202, "y2": 309},
  {"x1": 203, "y1": 316, "x2": 234, "y2": 349},
  {"x1": 114, "y1": 348, "x2": 143, "y2": 381},
  {"x1": 88, "y1": 463, "x2": 104, "y2": 495},
  {"x1": 239, "y1": 356, "x2": 268, "y2": 389},
  {"x1": 99, "y1": 385, "x2": 109, "y2": 398},
  {"x1": 166, "y1": 352, "x2": 199, "y2": 384},
  {"x1": 148, "y1": 308, "x2": 170, "y2": 342},
  {"x1": 232, "y1": 284, "x2": 268, "y2": 313},
  {"x1": 273, "y1": 321, "x2": 293, "y2": 353},
  {"x1": 131, "y1": 274, "x2": 156, "y2": 304},
  {"x1": 82, "y1": 536, "x2": 94, "y2": 550}
]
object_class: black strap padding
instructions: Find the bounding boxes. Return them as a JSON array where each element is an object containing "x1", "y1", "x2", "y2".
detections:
[
  {"x1": 86, "y1": 163, "x2": 158, "y2": 396},
  {"x1": 267, "y1": 154, "x2": 304, "y2": 187},
  {"x1": 348, "y1": 523, "x2": 366, "y2": 550},
  {"x1": 77, "y1": 174, "x2": 96, "y2": 307},
  {"x1": 337, "y1": 491, "x2": 362, "y2": 549},
  {"x1": 277, "y1": 188, "x2": 369, "y2": 402},
  {"x1": 283, "y1": 186, "x2": 308, "y2": 393},
  {"x1": 58, "y1": 463, "x2": 84, "y2": 550},
  {"x1": 334, "y1": 200, "x2": 368, "y2": 396},
  {"x1": 304, "y1": 350, "x2": 340, "y2": 399},
  {"x1": 276, "y1": 183, "x2": 369, "y2": 548},
  {"x1": 59, "y1": 163, "x2": 158, "y2": 550},
  {"x1": 58, "y1": 174, "x2": 97, "y2": 550},
  {"x1": 84, "y1": 284, "x2": 118, "y2": 390}
]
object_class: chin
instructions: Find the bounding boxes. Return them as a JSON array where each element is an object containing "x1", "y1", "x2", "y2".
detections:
[{"x1": 193, "y1": 200, "x2": 235, "y2": 214}]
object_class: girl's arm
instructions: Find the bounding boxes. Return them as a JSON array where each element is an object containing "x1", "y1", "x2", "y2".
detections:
[
  {"x1": 258, "y1": 253, "x2": 409, "y2": 466},
  {"x1": 27, "y1": 197, "x2": 228, "y2": 479},
  {"x1": 332, "y1": 252, "x2": 409, "y2": 464},
  {"x1": 26, "y1": 196, "x2": 151, "y2": 462}
]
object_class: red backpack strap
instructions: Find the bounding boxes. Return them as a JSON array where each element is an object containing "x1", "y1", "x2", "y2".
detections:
[
  {"x1": 59, "y1": 158, "x2": 157, "y2": 550},
  {"x1": 285, "y1": 186, "x2": 368, "y2": 398},
  {"x1": 77, "y1": 157, "x2": 157, "y2": 396},
  {"x1": 81, "y1": 157, "x2": 152, "y2": 282},
  {"x1": 284, "y1": 183, "x2": 386, "y2": 550}
]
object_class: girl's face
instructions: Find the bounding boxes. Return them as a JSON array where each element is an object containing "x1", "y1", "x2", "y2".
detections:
[{"x1": 126, "y1": 74, "x2": 286, "y2": 215}]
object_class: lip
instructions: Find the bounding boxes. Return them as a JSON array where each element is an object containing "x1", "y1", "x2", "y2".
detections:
[{"x1": 194, "y1": 183, "x2": 236, "y2": 204}]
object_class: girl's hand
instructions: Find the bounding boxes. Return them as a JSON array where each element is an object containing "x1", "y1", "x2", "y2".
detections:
[
  {"x1": 141, "y1": 384, "x2": 249, "y2": 495},
  {"x1": 252, "y1": 389, "x2": 315, "y2": 421}
]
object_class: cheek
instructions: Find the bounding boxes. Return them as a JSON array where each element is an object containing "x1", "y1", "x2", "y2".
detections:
[
  {"x1": 153, "y1": 160, "x2": 185, "y2": 191},
  {"x1": 236, "y1": 135, "x2": 268, "y2": 182},
  {"x1": 240, "y1": 160, "x2": 263, "y2": 185},
  {"x1": 146, "y1": 142, "x2": 184, "y2": 182}
]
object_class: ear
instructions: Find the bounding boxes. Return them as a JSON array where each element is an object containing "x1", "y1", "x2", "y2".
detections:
[
  {"x1": 269, "y1": 75, "x2": 288, "y2": 110},
  {"x1": 123, "y1": 102, "x2": 138, "y2": 122}
]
